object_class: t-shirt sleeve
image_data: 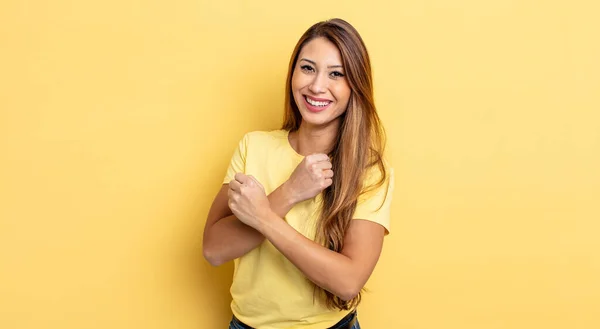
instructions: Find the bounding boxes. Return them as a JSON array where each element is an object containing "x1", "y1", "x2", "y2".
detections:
[
  {"x1": 223, "y1": 133, "x2": 249, "y2": 184},
  {"x1": 353, "y1": 167, "x2": 395, "y2": 235}
]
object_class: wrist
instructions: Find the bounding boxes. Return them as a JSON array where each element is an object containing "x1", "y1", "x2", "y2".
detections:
[
  {"x1": 281, "y1": 180, "x2": 300, "y2": 205},
  {"x1": 256, "y1": 208, "x2": 278, "y2": 235}
]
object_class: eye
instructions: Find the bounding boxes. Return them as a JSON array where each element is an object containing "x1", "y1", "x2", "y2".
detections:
[
  {"x1": 300, "y1": 65, "x2": 315, "y2": 73},
  {"x1": 330, "y1": 71, "x2": 345, "y2": 78}
]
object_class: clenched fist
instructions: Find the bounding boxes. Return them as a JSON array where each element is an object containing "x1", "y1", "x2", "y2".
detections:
[
  {"x1": 228, "y1": 173, "x2": 272, "y2": 229},
  {"x1": 285, "y1": 153, "x2": 334, "y2": 203}
]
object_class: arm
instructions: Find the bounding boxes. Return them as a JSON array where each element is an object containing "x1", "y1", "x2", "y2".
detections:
[
  {"x1": 202, "y1": 182, "x2": 296, "y2": 266},
  {"x1": 257, "y1": 213, "x2": 385, "y2": 301},
  {"x1": 228, "y1": 172, "x2": 389, "y2": 301},
  {"x1": 204, "y1": 153, "x2": 333, "y2": 266}
]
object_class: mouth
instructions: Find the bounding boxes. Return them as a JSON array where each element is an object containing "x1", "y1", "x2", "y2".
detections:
[{"x1": 303, "y1": 95, "x2": 333, "y2": 113}]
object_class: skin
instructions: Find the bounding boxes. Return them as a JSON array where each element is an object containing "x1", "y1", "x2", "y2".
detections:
[
  {"x1": 203, "y1": 37, "x2": 385, "y2": 301},
  {"x1": 290, "y1": 36, "x2": 351, "y2": 154}
]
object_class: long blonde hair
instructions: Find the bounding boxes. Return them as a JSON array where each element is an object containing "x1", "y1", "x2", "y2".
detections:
[{"x1": 282, "y1": 18, "x2": 388, "y2": 310}]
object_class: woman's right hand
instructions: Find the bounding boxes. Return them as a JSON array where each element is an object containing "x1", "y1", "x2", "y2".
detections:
[{"x1": 284, "y1": 154, "x2": 334, "y2": 203}]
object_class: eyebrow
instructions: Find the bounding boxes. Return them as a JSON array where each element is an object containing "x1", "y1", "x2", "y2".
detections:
[{"x1": 300, "y1": 58, "x2": 343, "y2": 69}]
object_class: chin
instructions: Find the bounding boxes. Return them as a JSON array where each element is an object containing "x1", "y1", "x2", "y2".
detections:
[{"x1": 299, "y1": 112, "x2": 339, "y2": 128}]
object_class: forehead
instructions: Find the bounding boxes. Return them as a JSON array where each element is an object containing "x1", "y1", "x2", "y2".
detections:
[{"x1": 298, "y1": 37, "x2": 343, "y2": 66}]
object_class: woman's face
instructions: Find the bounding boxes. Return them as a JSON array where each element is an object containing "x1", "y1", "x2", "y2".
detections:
[{"x1": 291, "y1": 37, "x2": 351, "y2": 129}]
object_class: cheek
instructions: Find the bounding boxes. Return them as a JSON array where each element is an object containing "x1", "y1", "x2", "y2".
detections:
[
  {"x1": 291, "y1": 72, "x2": 308, "y2": 92},
  {"x1": 291, "y1": 76, "x2": 301, "y2": 102},
  {"x1": 333, "y1": 84, "x2": 351, "y2": 107},
  {"x1": 291, "y1": 73, "x2": 299, "y2": 91}
]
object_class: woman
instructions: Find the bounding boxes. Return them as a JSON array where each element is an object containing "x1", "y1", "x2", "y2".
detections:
[{"x1": 203, "y1": 18, "x2": 394, "y2": 329}]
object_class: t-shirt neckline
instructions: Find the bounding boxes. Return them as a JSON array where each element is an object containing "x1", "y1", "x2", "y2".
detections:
[{"x1": 285, "y1": 129, "x2": 305, "y2": 159}]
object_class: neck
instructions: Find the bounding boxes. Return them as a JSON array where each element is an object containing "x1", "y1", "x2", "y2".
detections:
[{"x1": 290, "y1": 120, "x2": 340, "y2": 156}]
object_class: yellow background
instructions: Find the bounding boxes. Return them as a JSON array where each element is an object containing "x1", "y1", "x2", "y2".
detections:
[{"x1": 1, "y1": 0, "x2": 599, "y2": 328}]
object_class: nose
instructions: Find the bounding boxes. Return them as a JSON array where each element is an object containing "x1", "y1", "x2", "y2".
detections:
[{"x1": 308, "y1": 72, "x2": 328, "y2": 94}]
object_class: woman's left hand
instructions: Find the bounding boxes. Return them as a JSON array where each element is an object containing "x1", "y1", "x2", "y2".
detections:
[{"x1": 228, "y1": 173, "x2": 272, "y2": 230}]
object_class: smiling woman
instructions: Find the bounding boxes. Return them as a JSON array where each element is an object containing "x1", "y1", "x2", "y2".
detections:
[
  {"x1": 292, "y1": 38, "x2": 351, "y2": 123},
  {"x1": 202, "y1": 18, "x2": 394, "y2": 329}
]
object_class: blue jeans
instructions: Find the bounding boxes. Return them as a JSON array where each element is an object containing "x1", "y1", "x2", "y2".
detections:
[{"x1": 229, "y1": 314, "x2": 361, "y2": 329}]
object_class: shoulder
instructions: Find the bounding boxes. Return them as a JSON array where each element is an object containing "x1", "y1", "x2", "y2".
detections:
[
  {"x1": 363, "y1": 158, "x2": 394, "y2": 188},
  {"x1": 359, "y1": 158, "x2": 394, "y2": 203},
  {"x1": 354, "y1": 158, "x2": 395, "y2": 233}
]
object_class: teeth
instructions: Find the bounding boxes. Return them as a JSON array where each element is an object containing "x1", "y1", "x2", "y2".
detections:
[{"x1": 306, "y1": 97, "x2": 330, "y2": 107}]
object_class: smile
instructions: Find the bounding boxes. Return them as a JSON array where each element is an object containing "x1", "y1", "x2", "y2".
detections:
[{"x1": 303, "y1": 95, "x2": 332, "y2": 113}]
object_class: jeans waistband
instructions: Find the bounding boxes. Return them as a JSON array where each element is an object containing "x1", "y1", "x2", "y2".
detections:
[{"x1": 230, "y1": 311, "x2": 357, "y2": 329}]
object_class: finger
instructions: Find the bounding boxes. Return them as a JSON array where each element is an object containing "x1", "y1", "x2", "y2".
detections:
[
  {"x1": 309, "y1": 162, "x2": 332, "y2": 174},
  {"x1": 306, "y1": 153, "x2": 329, "y2": 164},
  {"x1": 229, "y1": 179, "x2": 241, "y2": 191},
  {"x1": 313, "y1": 161, "x2": 333, "y2": 170},
  {"x1": 323, "y1": 169, "x2": 334, "y2": 178},
  {"x1": 235, "y1": 172, "x2": 248, "y2": 184},
  {"x1": 229, "y1": 191, "x2": 240, "y2": 202},
  {"x1": 323, "y1": 178, "x2": 333, "y2": 188},
  {"x1": 248, "y1": 175, "x2": 265, "y2": 190},
  {"x1": 228, "y1": 187, "x2": 240, "y2": 200},
  {"x1": 228, "y1": 199, "x2": 237, "y2": 212}
]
